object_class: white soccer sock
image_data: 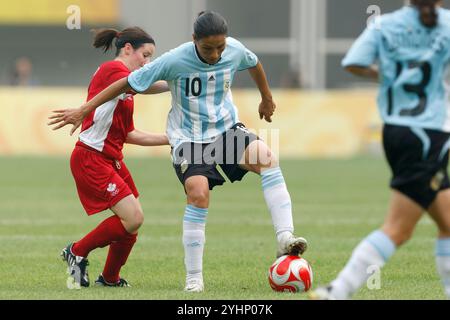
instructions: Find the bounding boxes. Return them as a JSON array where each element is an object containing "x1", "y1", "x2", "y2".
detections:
[
  {"x1": 183, "y1": 205, "x2": 207, "y2": 281},
  {"x1": 261, "y1": 167, "x2": 294, "y2": 239},
  {"x1": 330, "y1": 230, "x2": 396, "y2": 299},
  {"x1": 436, "y1": 238, "x2": 450, "y2": 298}
]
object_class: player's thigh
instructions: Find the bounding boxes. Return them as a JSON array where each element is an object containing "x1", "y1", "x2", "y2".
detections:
[
  {"x1": 428, "y1": 189, "x2": 450, "y2": 237},
  {"x1": 240, "y1": 140, "x2": 279, "y2": 174},
  {"x1": 172, "y1": 142, "x2": 226, "y2": 190},
  {"x1": 382, "y1": 190, "x2": 424, "y2": 246},
  {"x1": 71, "y1": 147, "x2": 134, "y2": 215}
]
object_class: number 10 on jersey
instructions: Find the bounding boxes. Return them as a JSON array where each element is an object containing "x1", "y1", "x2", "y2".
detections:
[{"x1": 185, "y1": 77, "x2": 202, "y2": 97}]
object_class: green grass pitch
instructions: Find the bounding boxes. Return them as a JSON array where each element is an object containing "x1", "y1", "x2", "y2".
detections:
[{"x1": 0, "y1": 156, "x2": 445, "y2": 299}]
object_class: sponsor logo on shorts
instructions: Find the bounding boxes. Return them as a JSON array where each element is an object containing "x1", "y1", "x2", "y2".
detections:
[
  {"x1": 107, "y1": 183, "x2": 120, "y2": 197},
  {"x1": 430, "y1": 170, "x2": 445, "y2": 191},
  {"x1": 180, "y1": 159, "x2": 189, "y2": 174}
]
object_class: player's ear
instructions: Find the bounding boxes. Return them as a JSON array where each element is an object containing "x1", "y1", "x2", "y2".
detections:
[
  {"x1": 192, "y1": 34, "x2": 197, "y2": 42},
  {"x1": 124, "y1": 43, "x2": 133, "y2": 55}
]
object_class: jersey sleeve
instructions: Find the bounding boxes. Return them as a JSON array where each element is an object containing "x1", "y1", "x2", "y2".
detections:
[
  {"x1": 342, "y1": 24, "x2": 380, "y2": 68},
  {"x1": 230, "y1": 38, "x2": 258, "y2": 71},
  {"x1": 87, "y1": 63, "x2": 130, "y2": 99},
  {"x1": 128, "y1": 53, "x2": 171, "y2": 93},
  {"x1": 238, "y1": 47, "x2": 258, "y2": 71}
]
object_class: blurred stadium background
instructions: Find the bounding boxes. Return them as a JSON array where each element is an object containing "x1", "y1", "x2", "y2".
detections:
[
  {"x1": 1, "y1": 0, "x2": 448, "y2": 300},
  {"x1": 0, "y1": 0, "x2": 418, "y2": 158}
]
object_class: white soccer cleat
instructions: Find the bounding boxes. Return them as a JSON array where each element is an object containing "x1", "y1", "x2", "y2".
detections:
[
  {"x1": 308, "y1": 286, "x2": 337, "y2": 300},
  {"x1": 184, "y1": 278, "x2": 204, "y2": 293},
  {"x1": 276, "y1": 232, "x2": 308, "y2": 258}
]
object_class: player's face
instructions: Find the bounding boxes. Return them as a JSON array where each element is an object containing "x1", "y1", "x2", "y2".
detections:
[
  {"x1": 129, "y1": 43, "x2": 155, "y2": 71},
  {"x1": 194, "y1": 34, "x2": 226, "y2": 65}
]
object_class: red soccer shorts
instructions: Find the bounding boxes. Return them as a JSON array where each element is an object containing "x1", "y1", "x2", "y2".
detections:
[{"x1": 70, "y1": 145, "x2": 139, "y2": 215}]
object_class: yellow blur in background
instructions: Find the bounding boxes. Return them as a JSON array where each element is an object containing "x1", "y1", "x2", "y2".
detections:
[
  {"x1": 0, "y1": 0, "x2": 118, "y2": 25},
  {"x1": 0, "y1": 87, "x2": 381, "y2": 158}
]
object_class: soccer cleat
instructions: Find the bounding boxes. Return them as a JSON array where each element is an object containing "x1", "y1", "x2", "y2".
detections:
[
  {"x1": 276, "y1": 232, "x2": 308, "y2": 258},
  {"x1": 60, "y1": 243, "x2": 90, "y2": 289},
  {"x1": 184, "y1": 277, "x2": 204, "y2": 293},
  {"x1": 308, "y1": 285, "x2": 336, "y2": 300},
  {"x1": 95, "y1": 274, "x2": 130, "y2": 287}
]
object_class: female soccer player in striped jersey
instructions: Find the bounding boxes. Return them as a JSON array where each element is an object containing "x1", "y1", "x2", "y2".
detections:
[
  {"x1": 311, "y1": 0, "x2": 450, "y2": 299},
  {"x1": 49, "y1": 11, "x2": 308, "y2": 293},
  {"x1": 49, "y1": 27, "x2": 169, "y2": 288}
]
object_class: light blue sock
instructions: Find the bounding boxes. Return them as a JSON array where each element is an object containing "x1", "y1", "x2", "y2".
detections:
[
  {"x1": 365, "y1": 230, "x2": 396, "y2": 261},
  {"x1": 183, "y1": 205, "x2": 208, "y2": 279},
  {"x1": 436, "y1": 238, "x2": 450, "y2": 298},
  {"x1": 331, "y1": 230, "x2": 396, "y2": 299},
  {"x1": 261, "y1": 167, "x2": 294, "y2": 237}
]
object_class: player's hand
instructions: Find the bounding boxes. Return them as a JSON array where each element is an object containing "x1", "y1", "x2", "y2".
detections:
[
  {"x1": 258, "y1": 98, "x2": 276, "y2": 123},
  {"x1": 47, "y1": 108, "x2": 84, "y2": 136}
]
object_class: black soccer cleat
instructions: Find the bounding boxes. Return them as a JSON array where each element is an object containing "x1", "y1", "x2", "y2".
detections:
[
  {"x1": 60, "y1": 243, "x2": 90, "y2": 289},
  {"x1": 95, "y1": 274, "x2": 131, "y2": 287}
]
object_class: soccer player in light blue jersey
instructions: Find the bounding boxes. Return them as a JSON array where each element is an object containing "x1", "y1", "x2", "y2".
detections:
[
  {"x1": 50, "y1": 11, "x2": 307, "y2": 293},
  {"x1": 311, "y1": 0, "x2": 450, "y2": 299}
]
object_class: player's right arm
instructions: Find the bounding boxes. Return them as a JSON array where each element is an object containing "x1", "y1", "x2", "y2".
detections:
[
  {"x1": 48, "y1": 77, "x2": 131, "y2": 135},
  {"x1": 125, "y1": 129, "x2": 169, "y2": 146},
  {"x1": 48, "y1": 54, "x2": 171, "y2": 135}
]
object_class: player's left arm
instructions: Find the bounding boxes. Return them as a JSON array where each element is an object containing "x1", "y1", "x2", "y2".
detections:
[
  {"x1": 345, "y1": 65, "x2": 379, "y2": 80},
  {"x1": 248, "y1": 62, "x2": 276, "y2": 123},
  {"x1": 342, "y1": 21, "x2": 380, "y2": 81},
  {"x1": 125, "y1": 129, "x2": 169, "y2": 146}
]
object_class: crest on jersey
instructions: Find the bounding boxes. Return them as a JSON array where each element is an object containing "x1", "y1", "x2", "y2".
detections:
[{"x1": 224, "y1": 80, "x2": 231, "y2": 91}]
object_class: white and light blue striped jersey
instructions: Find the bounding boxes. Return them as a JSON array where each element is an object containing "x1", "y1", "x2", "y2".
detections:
[
  {"x1": 342, "y1": 6, "x2": 450, "y2": 131},
  {"x1": 128, "y1": 36, "x2": 258, "y2": 148}
]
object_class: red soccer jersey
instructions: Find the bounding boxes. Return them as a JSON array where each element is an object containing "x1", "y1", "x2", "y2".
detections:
[{"x1": 77, "y1": 60, "x2": 134, "y2": 160}]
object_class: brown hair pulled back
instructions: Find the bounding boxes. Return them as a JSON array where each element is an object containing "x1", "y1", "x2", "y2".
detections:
[{"x1": 92, "y1": 27, "x2": 155, "y2": 56}]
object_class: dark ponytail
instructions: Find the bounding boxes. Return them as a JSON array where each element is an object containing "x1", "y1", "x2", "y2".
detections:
[
  {"x1": 411, "y1": 0, "x2": 441, "y2": 28},
  {"x1": 193, "y1": 11, "x2": 228, "y2": 40},
  {"x1": 92, "y1": 27, "x2": 155, "y2": 56}
]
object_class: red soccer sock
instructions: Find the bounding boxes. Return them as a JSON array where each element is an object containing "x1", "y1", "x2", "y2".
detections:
[
  {"x1": 72, "y1": 215, "x2": 130, "y2": 258},
  {"x1": 102, "y1": 233, "x2": 138, "y2": 283}
]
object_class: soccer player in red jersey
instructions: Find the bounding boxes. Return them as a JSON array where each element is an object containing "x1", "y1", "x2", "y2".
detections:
[{"x1": 51, "y1": 27, "x2": 169, "y2": 288}]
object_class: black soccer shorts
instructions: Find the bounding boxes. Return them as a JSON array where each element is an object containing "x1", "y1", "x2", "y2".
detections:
[
  {"x1": 383, "y1": 124, "x2": 450, "y2": 209},
  {"x1": 172, "y1": 123, "x2": 259, "y2": 190}
]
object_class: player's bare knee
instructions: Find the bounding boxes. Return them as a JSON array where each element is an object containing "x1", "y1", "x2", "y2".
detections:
[
  {"x1": 258, "y1": 147, "x2": 276, "y2": 168},
  {"x1": 266, "y1": 154, "x2": 279, "y2": 168},
  {"x1": 128, "y1": 207, "x2": 144, "y2": 231},
  {"x1": 135, "y1": 210, "x2": 144, "y2": 229},
  {"x1": 187, "y1": 189, "x2": 209, "y2": 208},
  {"x1": 134, "y1": 208, "x2": 144, "y2": 229}
]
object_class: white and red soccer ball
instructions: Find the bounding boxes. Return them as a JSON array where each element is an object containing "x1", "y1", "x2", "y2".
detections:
[{"x1": 268, "y1": 255, "x2": 313, "y2": 293}]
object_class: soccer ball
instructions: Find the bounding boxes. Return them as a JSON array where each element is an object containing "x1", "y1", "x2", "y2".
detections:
[{"x1": 268, "y1": 255, "x2": 313, "y2": 293}]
